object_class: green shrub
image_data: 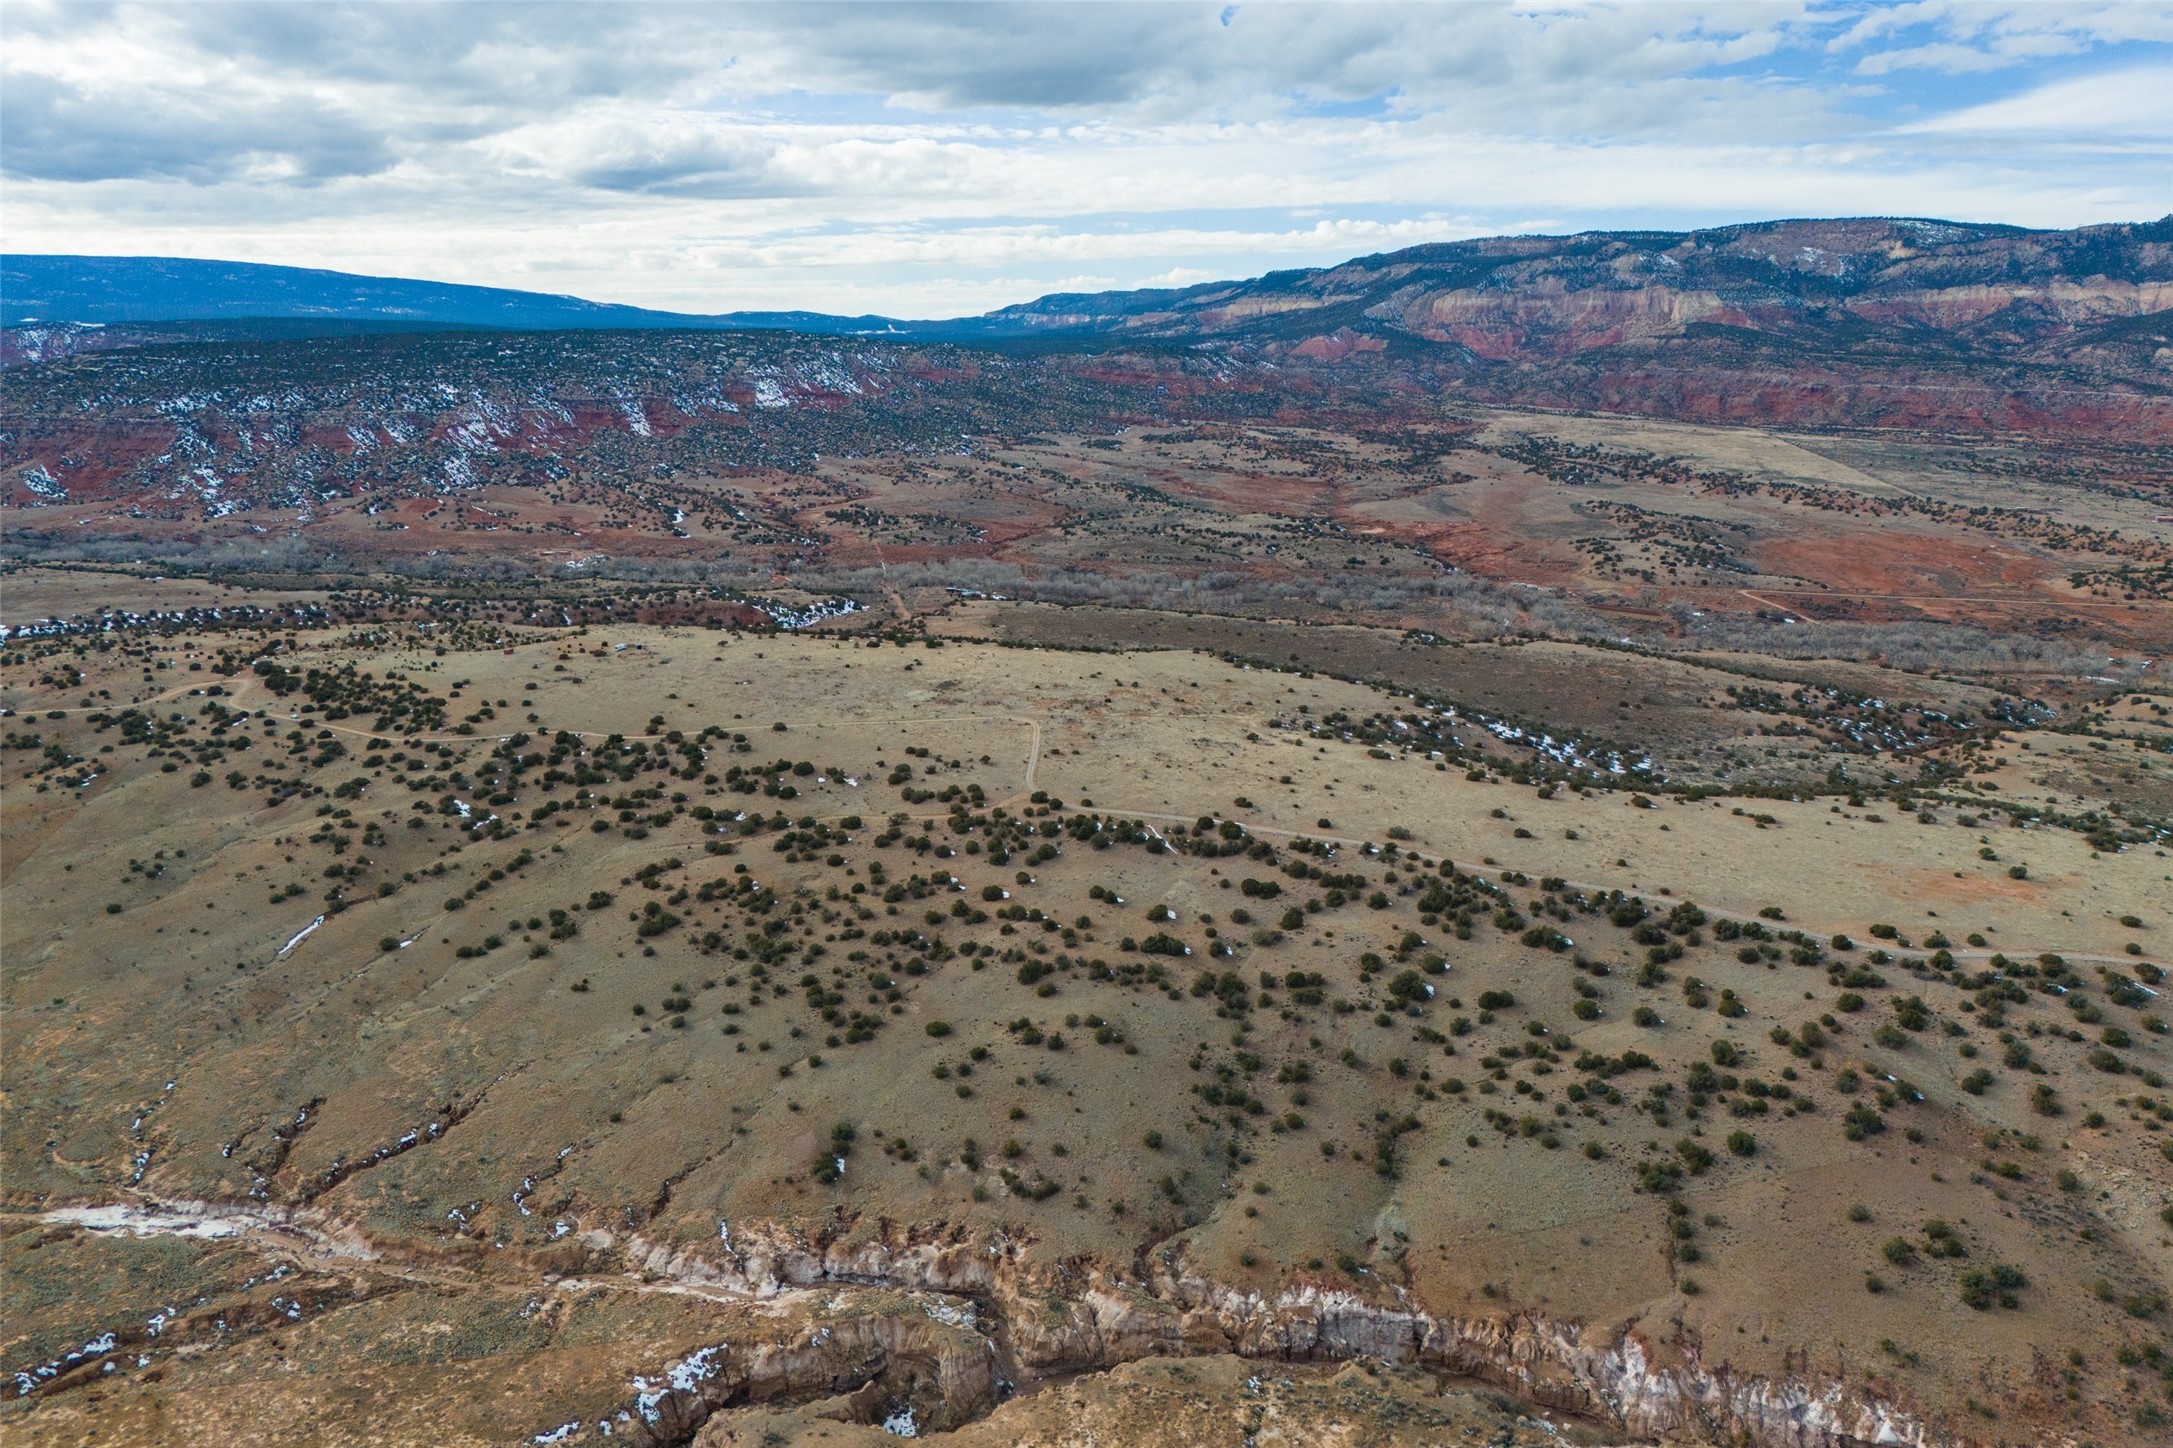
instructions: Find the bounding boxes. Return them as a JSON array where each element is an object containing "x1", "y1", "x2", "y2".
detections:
[{"x1": 1958, "y1": 1264, "x2": 2026, "y2": 1310}]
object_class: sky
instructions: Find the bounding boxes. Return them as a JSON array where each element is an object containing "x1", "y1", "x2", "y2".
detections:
[{"x1": 4, "y1": 1, "x2": 2170, "y2": 317}]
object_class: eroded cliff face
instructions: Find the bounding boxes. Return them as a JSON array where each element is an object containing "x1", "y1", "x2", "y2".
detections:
[
  {"x1": 608, "y1": 1306, "x2": 1001, "y2": 1447},
  {"x1": 612, "y1": 1214, "x2": 1949, "y2": 1448},
  {"x1": 1369, "y1": 276, "x2": 2173, "y2": 361},
  {"x1": 986, "y1": 215, "x2": 2173, "y2": 352}
]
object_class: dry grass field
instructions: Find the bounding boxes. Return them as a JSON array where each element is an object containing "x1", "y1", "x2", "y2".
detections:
[{"x1": 4, "y1": 605, "x2": 2170, "y2": 1446}]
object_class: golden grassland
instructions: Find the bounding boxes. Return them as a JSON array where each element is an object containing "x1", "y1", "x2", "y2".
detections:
[{"x1": 3, "y1": 623, "x2": 2170, "y2": 1445}]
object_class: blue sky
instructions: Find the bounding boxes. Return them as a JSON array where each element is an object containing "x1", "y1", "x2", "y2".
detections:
[{"x1": 4, "y1": 2, "x2": 2169, "y2": 316}]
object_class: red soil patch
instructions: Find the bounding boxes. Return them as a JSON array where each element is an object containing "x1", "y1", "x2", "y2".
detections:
[
  {"x1": 1181, "y1": 470, "x2": 1341, "y2": 516},
  {"x1": 1400, "y1": 521, "x2": 1577, "y2": 583},
  {"x1": 1894, "y1": 868, "x2": 2040, "y2": 906},
  {"x1": 3, "y1": 419, "x2": 179, "y2": 502},
  {"x1": 1752, "y1": 528, "x2": 2047, "y2": 597}
]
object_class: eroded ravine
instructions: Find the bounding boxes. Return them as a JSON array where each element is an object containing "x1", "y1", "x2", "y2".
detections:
[{"x1": 12, "y1": 1195, "x2": 1949, "y2": 1447}]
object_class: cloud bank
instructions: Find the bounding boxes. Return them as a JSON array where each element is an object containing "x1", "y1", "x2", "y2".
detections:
[{"x1": 3, "y1": 1, "x2": 2167, "y2": 315}]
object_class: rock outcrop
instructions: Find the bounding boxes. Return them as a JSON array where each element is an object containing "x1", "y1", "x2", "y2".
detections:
[{"x1": 615, "y1": 1215, "x2": 1947, "y2": 1448}]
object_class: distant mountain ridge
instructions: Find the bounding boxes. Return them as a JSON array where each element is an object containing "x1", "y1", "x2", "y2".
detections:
[
  {"x1": 12, "y1": 217, "x2": 2172, "y2": 356},
  {"x1": 0, "y1": 254, "x2": 912, "y2": 334},
  {"x1": 6, "y1": 219, "x2": 2170, "y2": 407},
  {"x1": 969, "y1": 216, "x2": 2173, "y2": 360},
  {"x1": 9, "y1": 221, "x2": 2173, "y2": 530}
]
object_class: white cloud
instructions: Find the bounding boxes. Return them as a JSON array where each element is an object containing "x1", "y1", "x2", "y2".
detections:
[
  {"x1": 1831, "y1": 1, "x2": 2173, "y2": 68},
  {"x1": 0, "y1": 1, "x2": 2165, "y2": 315},
  {"x1": 1897, "y1": 65, "x2": 2173, "y2": 137}
]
